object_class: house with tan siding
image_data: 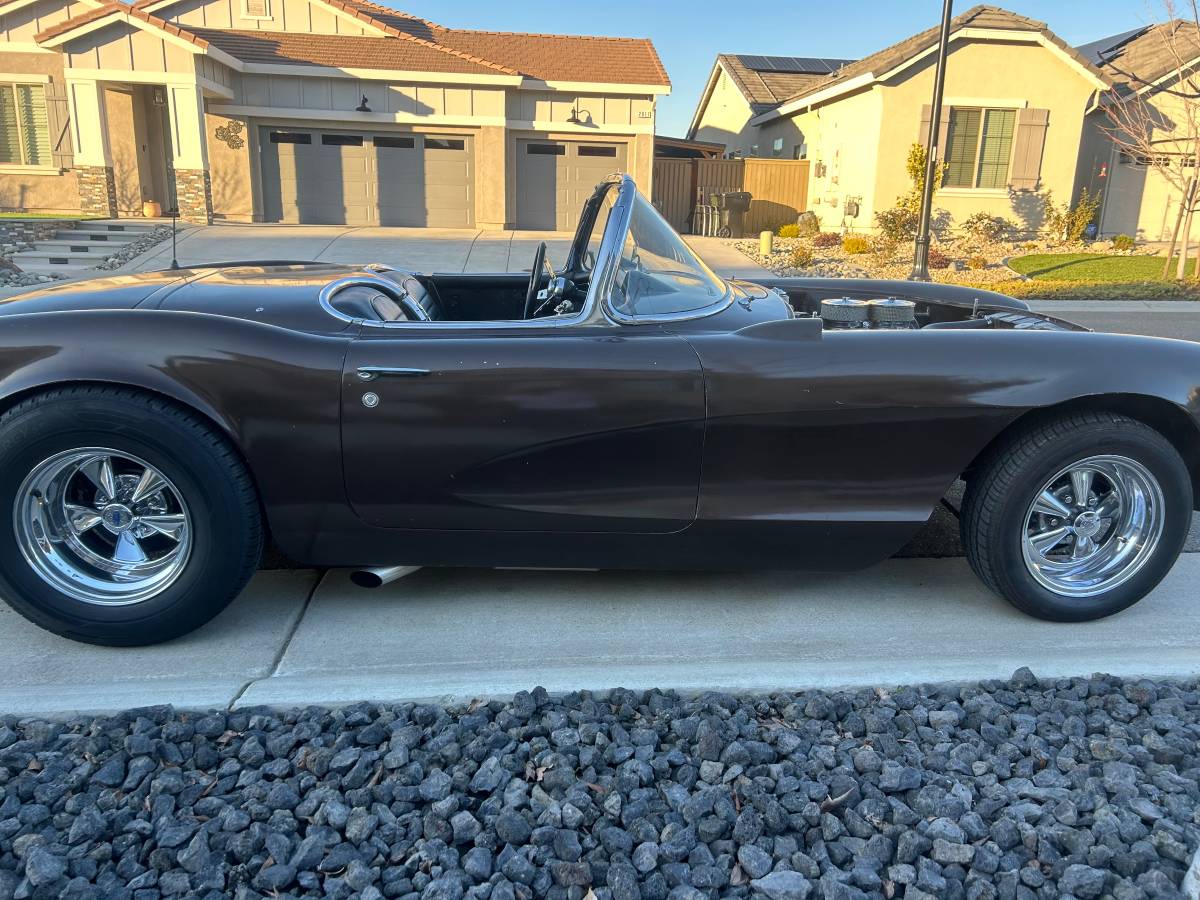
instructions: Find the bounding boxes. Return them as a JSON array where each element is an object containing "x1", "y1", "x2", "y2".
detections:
[
  {"x1": 1, "y1": 0, "x2": 669, "y2": 227},
  {"x1": 689, "y1": 5, "x2": 1119, "y2": 236}
]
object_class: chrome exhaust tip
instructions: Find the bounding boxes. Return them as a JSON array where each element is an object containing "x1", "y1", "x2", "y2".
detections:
[{"x1": 349, "y1": 565, "x2": 421, "y2": 588}]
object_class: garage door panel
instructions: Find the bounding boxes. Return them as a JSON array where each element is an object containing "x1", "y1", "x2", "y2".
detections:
[
  {"x1": 260, "y1": 126, "x2": 473, "y2": 228},
  {"x1": 516, "y1": 140, "x2": 627, "y2": 231}
]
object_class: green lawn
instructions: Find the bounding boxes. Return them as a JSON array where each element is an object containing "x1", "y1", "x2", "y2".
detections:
[{"x1": 1008, "y1": 252, "x2": 1194, "y2": 282}]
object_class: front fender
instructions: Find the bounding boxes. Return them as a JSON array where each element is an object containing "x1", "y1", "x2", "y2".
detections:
[{"x1": 0, "y1": 308, "x2": 353, "y2": 556}]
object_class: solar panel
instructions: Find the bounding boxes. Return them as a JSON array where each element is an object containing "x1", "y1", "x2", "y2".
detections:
[{"x1": 734, "y1": 54, "x2": 853, "y2": 74}]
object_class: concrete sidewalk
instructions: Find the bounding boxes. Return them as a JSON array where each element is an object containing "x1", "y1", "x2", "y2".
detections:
[{"x1": 2, "y1": 556, "x2": 1198, "y2": 717}]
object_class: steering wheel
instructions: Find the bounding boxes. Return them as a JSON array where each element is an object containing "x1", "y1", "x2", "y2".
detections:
[{"x1": 523, "y1": 242, "x2": 554, "y2": 319}]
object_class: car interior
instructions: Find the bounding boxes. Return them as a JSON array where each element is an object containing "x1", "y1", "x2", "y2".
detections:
[{"x1": 325, "y1": 184, "x2": 615, "y2": 325}]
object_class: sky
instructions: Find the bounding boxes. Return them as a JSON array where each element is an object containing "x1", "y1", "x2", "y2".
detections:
[{"x1": 397, "y1": 0, "x2": 1161, "y2": 137}]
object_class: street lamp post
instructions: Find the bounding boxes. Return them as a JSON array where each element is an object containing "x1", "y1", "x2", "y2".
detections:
[{"x1": 909, "y1": 0, "x2": 954, "y2": 281}]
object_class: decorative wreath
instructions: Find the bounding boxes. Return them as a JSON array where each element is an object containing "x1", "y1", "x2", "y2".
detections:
[{"x1": 215, "y1": 119, "x2": 245, "y2": 150}]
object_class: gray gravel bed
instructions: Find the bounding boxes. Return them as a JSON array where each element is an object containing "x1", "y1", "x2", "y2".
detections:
[{"x1": 0, "y1": 670, "x2": 1197, "y2": 900}]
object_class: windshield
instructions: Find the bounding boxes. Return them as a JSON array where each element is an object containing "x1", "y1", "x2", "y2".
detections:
[{"x1": 608, "y1": 192, "x2": 728, "y2": 320}]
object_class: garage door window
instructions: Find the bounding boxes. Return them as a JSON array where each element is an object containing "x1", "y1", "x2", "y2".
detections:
[
  {"x1": 426, "y1": 138, "x2": 465, "y2": 151},
  {"x1": 375, "y1": 136, "x2": 415, "y2": 149},
  {"x1": 322, "y1": 134, "x2": 363, "y2": 146},
  {"x1": 270, "y1": 132, "x2": 310, "y2": 144},
  {"x1": 527, "y1": 144, "x2": 565, "y2": 155},
  {"x1": 579, "y1": 146, "x2": 617, "y2": 158}
]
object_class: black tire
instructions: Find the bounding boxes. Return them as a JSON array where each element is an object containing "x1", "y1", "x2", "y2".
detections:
[
  {"x1": 961, "y1": 411, "x2": 1191, "y2": 621},
  {"x1": 0, "y1": 386, "x2": 262, "y2": 645}
]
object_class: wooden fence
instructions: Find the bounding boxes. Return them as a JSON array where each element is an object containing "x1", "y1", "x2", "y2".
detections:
[{"x1": 652, "y1": 157, "x2": 810, "y2": 235}]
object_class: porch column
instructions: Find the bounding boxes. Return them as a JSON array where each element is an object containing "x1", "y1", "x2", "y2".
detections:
[
  {"x1": 167, "y1": 84, "x2": 213, "y2": 224},
  {"x1": 476, "y1": 125, "x2": 508, "y2": 230},
  {"x1": 68, "y1": 80, "x2": 117, "y2": 219}
]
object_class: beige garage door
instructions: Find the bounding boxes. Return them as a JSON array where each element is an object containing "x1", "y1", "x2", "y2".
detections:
[
  {"x1": 516, "y1": 140, "x2": 626, "y2": 231},
  {"x1": 260, "y1": 127, "x2": 474, "y2": 227}
]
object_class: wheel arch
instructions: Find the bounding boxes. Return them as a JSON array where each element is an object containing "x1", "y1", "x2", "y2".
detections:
[
  {"x1": 0, "y1": 378, "x2": 274, "y2": 544},
  {"x1": 963, "y1": 393, "x2": 1200, "y2": 509}
]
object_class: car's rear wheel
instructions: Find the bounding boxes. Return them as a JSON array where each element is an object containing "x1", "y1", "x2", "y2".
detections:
[
  {"x1": 961, "y1": 411, "x2": 1191, "y2": 621},
  {"x1": 0, "y1": 386, "x2": 262, "y2": 645}
]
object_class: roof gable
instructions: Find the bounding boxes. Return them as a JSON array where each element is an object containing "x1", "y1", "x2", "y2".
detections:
[
  {"x1": 753, "y1": 4, "x2": 1107, "y2": 123},
  {"x1": 1088, "y1": 20, "x2": 1200, "y2": 93}
]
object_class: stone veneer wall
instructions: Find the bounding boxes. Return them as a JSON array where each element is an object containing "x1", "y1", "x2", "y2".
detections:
[
  {"x1": 0, "y1": 220, "x2": 76, "y2": 246},
  {"x1": 75, "y1": 166, "x2": 118, "y2": 219},
  {"x1": 174, "y1": 169, "x2": 213, "y2": 225}
]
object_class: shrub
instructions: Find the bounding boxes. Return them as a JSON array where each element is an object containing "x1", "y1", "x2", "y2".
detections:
[
  {"x1": 842, "y1": 235, "x2": 870, "y2": 254},
  {"x1": 1112, "y1": 233, "x2": 1136, "y2": 251},
  {"x1": 966, "y1": 255, "x2": 989, "y2": 270},
  {"x1": 788, "y1": 246, "x2": 814, "y2": 268},
  {"x1": 874, "y1": 143, "x2": 949, "y2": 241},
  {"x1": 871, "y1": 235, "x2": 899, "y2": 258},
  {"x1": 777, "y1": 223, "x2": 800, "y2": 239},
  {"x1": 962, "y1": 212, "x2": 1013, "y2": 242},
  {"x1": 875, "y1": 206, "x2": 919, "y2": 243},
  {"x1": 1043, "y1": 188, "x2": 1102, "y2": 243},
  {"x1": 813, "y1": 231, "x2": 842, "y2": 248},
  {"x1": 927, "y1": 247, "x2": 951, "y2": 269}
]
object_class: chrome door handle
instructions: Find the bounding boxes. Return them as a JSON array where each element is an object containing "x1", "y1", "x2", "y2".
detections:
[{"x1": 356, "y1": 366, "x2": 431, "y2": 381}]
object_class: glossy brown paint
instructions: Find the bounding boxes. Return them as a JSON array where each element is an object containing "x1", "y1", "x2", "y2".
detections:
[{"x1": 2, "y1": 261, "x2": 1200, "y2": 573}]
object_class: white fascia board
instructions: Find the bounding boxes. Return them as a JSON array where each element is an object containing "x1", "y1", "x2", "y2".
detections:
[
  {"x1": 520, "y1": 78, "x2": 670, "y2": 95},
  {"x1": 238, "y1": 62, "x2": 521, "y2": 85},
  {"x1": 749, "y1": 71, "x2": 874, "y2": 125},
  {"x1": 686, "y1": 59, "x2": 724, "y2": 139}
]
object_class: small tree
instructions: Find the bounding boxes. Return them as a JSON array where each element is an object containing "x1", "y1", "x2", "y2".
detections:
[
  {"x1": 875, "y1": 143, "x2": 949, "y2": 241},
  {"x1": 1101, "y1": 2, "x2": 1200, "y2": 278}
]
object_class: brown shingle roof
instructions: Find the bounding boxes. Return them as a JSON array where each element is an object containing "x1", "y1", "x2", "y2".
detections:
[
  {"x1": 717, "y1": 54, "x2": 851, "y2": 112},
  {"x1": 1090, "y1": 20, "x2": 1200, "y2": 92},
  {"x1": 44, "y1": 0, "x2": 669, "y2": 86},
  {"x1": 774, "y1": 4, "x2": 1107, "y2": 109},
  {"x1": 35, "y1": 0, "x2": 210, "y2": 46},
  {"x1": 185, "y1": 27, "x2": 504, "y2": 75}
]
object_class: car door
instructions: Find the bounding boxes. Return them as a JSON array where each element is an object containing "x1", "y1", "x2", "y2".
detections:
[{"x1": 340, "y1": 322, "x2": 705, "y2": 532}]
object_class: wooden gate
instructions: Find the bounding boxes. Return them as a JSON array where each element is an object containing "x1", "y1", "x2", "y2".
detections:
[
  {"x1": 652, "y1": 157, "x2": 809, "y2": 234},
  {"x1": 744, "y1": 158, "x2": 810, "y2": 234}
]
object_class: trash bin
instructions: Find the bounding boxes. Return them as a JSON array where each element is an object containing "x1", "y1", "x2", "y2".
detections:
[{"x1": 716, "y1": 191, "x2": 752, "y2": 238}]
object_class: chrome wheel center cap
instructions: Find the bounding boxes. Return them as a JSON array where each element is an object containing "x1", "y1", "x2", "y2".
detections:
[
  {"x1": 1072, "y1": 510, "x2": 1102, "y2": 540},
  {"x1": 100, "y1": 504, "x2": 135, "y2": 533}
]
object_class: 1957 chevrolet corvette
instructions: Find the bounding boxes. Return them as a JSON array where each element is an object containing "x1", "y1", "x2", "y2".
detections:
[{"x1": 0, "y1": 174, "x2": 1197, "y2": 645}]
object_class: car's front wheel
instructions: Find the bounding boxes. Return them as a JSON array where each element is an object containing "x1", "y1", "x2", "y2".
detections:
[
  {"x1": 962, "y1": 411, "x2": 1191, "y2": 621},
  {"x1": 0, "y1": 386, "x2": 262, "y2": 645}
]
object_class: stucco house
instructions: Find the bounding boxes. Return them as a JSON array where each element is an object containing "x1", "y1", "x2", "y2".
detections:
[
  {"x1": 688, "y1": 5, "x2": 1118, "y2": 235},
  {"x1": 0, "y1": 0, "x2": 669, "y2": 227},
  {"x1": 1078, "y1": 21, "x2": 1200, "y2": 241}
]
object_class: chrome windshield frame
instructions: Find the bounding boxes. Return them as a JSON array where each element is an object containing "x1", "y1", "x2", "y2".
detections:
[{"x1": 600, "y1": 188, "x2": 734, "y2": 326}]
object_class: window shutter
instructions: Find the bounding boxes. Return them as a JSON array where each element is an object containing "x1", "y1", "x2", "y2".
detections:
[
  {"x1": 0, "y1": 87, "x2": 18, "y2": 165},
  {"x1": 917, "y1": 104, "x2": 951, "y2": 160},
  {"x1": 45, "y1": 79, "x2": 73, "y2": 170},
  {"x1": 1010, "y1": 107, "x2": 1049, "y2": 191}
]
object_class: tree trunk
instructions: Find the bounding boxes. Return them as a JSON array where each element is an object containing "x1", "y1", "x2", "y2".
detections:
[
  {"x1": 1163, "y1": 184, "x2": 1188, "y2": 278},
  {"x1": 1177, "y1": 178, "x2": 1198, "y2": 280}
]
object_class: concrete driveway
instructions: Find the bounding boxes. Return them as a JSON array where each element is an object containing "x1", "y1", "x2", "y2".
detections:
[
  {"x1": 2, "y1": 557, "x2": 1198, "y2": 717},
  {"x1": 120, "y1": 223, "x2": 772, "y2": 278}
]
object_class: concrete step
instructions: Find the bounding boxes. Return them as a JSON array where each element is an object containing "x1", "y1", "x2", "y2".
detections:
[
  {"x1": 81, "y1": 220, "x2": 160, "y2": 233},
  {"x1": 53, "y1": 229, "x2": 142, "y2": 243},
  {"x1": 11, "y1": 260, "x2": 100, "y2": 275},
  {"x1": 35, "y1": 239, "x2": 134, "y2": 254},
  {"x1": 12, "y1": 248, "x2": 113, "y2": 271}
]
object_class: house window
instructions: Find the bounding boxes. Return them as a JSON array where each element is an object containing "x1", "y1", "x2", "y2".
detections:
[
  {"x1": 772, "y1": 138, "x2": 784, "y2": 158},
  {"x1": 242, "y1": 0, "x2": 270, "y2": 17},
  {"x1": 0, "y1": 83, "x2": 51, "y2": 167},
  {"x1": 943, "y1": 107, "x2": 1016, "y2": 189},
  {"x1": 793, "y1": 142, "x2": 807, "y2": 160}
]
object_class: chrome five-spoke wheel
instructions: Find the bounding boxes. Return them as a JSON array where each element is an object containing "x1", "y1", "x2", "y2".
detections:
[
  {"x1": 13, "y1": 448, "x2": 192, "y2": 605},
  {"x1": 1021, "y1": 454, "x2": 1164, "y2": 598}
]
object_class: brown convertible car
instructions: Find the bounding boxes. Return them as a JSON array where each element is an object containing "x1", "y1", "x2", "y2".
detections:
[{"x1": 0, "y1": 175, "x2": 1198, "y2": 645}]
